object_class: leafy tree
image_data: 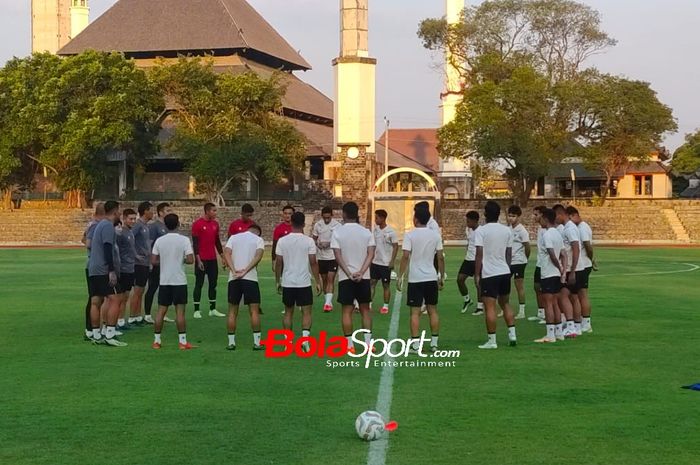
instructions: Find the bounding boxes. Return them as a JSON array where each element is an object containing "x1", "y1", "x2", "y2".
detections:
[
  {"x1": 671, "y1": 131, "x2": 700, "y2": 175},
  {"x1": 576, "y1": 74, "x2": 677, "y2": 200},
  {"x1": 150, "y1": 57, "x2": 306, "y2": 205}
]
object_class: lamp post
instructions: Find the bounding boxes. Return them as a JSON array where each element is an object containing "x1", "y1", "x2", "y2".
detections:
[{"x1": 384, "y1": 117, "x2": 389, "y2": 191}]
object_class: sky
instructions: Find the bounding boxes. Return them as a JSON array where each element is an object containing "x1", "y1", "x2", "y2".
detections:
[{"x1": 1, "y1": 0, "x2": 698, "y2": 151}]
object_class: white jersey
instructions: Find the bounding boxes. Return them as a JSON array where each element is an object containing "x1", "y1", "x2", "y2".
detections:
[
  {"x1": 535, "y1": 227, "x2": 546, "y2": 267},
  {"x1": 577, "y1": 221, "x2": 593, "y2": 270},
  {"x1": 312, "y1": 219, "x2": 340, "y2": 261},
  {"x1": 403, "y1": 227, "x2": 444, "y2": 283},
  {"x1": 225, "y1": 231, "x2": 265, "y2": 282},
  {"x1": 427, "y1": 217, "x2": 441, "y2": 234},
  {"x1": 372, "y1": 225, "x2": 398, "y2": 267},
  {"x1": 510, "y1": 223, "x2": 529, "y2": 265},
  {"x1": 539, "y1": 227, "x2": 564, "y2": 279},
  {"x1": 473, "y1": 222, "x2": 513, "y2": 279},
  {"x1": 151, "y1": 233, "x2": 193, "y2": 286},
  {"x1": 330, "y1": 223, "x2": 376, "y2": 282},
  {"x1": 276, "y1": 233, "x2": 316, "y2": 288},
  {"x1": 465, "y1": 227, "x2": 477, "y2": 261},
  {"x1": 560, "y1": 221, "x2": 581, "y2": 272}
]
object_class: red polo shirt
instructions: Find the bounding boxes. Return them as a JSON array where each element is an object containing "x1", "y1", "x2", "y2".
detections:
[
  {"x1": 192, "y1": 218, "x2": 220, "y2": 260},
  {"x1": 228, "y1": 218, "x2": 254, "y2": 237},
  {"x1": 273, "y1": 222, "x2": 293, "y2": 242}
]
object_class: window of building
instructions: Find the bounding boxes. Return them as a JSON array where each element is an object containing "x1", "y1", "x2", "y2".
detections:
[
  {"x1": 443, "y1": 186, "x2": 459, "y2": 199},
  {"x1": 634, "y1": 175, "x2": 653, "y2": 196}
]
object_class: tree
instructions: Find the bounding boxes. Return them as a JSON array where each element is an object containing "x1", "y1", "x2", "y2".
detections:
[
  {"x1": 150, "y1": 57, "x2": 306, "y2": 205},
  {"x1": 0, "y1": 51, "x2": 163, "y2": 207},
  {"x1": 418, "y1": 0, "x2": 616, "y2": 204},
  {"x1": 577, "y1": 74, "x2": 677, "y2": 200},
  {"x1": 671, "y1": 131, "x2": 700, "y2": 175}
]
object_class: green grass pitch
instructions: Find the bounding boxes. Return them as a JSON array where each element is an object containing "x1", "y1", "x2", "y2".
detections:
[{"x1": 1, "y1": 247, "x2": 700, "y2": 465}]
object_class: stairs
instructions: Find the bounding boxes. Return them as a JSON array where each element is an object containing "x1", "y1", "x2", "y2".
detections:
[{"x1": 662, "y1": 209, "x2": 690, "y2": 242}]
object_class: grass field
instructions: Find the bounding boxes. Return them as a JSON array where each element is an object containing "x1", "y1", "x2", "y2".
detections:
[{"x1": 1, "y1": 246, "x2": 700, "y2": 465}]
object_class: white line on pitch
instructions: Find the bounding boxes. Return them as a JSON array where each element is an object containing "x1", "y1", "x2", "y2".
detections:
[
  {"x1": 592, "y1": 263, "x2": 699, "y2": 278},
  {"x1": 366, "y1": 290, "x2": 403, "y2": 465}
]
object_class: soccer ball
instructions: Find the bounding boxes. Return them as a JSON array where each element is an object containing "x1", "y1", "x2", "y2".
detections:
[{"x1": 355, "y1": 410, "x2": 386, "y2": 441}]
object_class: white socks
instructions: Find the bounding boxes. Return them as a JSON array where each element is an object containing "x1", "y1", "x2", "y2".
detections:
[
  {"x1": 546, "y1": 324, "x2": 556, "y2": 339},
  {"x1": 583, "y1": 317, "x2": 591, "y2": 326},
  {"x1": 178, "y1": 333, "x2": 187, "y2": 345},
  {"x1": 228, "y1": 334, "x2": 236, "y2": 346},
  {"x1": 92, "y1": 328, "x2": 101, "y2": 340},
  {"x1": 154, "y1": 333, "x2": 162, "y2": 344},
  {"x1": 302, "y1": 329, "x2": 310, "y2": 338},
  {"x1": 431, "y1": 335, "x2": 438, "y2": 347},
  {"x1": 117, "y1": 319, "x2": 125, "y2": 327},
  {"x1": 346, "y1": 335, "x2": 354, "y2": 348},
  {"x1": 105, "y1": 326, "x2": 116, "y2": 339},
  {"x1": 364, "y1": 331, "x2": 372, "y2": 346},
  {"x1": 518, "y1": 304, "x2": 525, "y2": 313},
  {"x1": 487, "y1": 333, "x2": 496, "y2": 345},
  {"x1": 477, "y1": 302, "x2": 484, "y2": 310},
  {"x1": 253, "y1": 332, "x2": 261, "y2": 346},
  {"x1": 464, "y1": 295, "x2": 471, "y2": 303},
  {"x1": 325, "y1": 293, "x2": 333, "y2": 305},
  {"x1": 537, "y1": 308, "x2": 545, "y2": 319},
  {"x1": 507, "y1": 326, "x2": 517, "y2": 341}
]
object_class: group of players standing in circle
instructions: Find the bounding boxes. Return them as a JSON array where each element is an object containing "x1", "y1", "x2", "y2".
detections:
[{"x1": 81, "y1": 197, "x2": 594, "y2": 352}]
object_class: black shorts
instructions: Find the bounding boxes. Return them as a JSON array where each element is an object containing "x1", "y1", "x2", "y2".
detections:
[
  {"x1": 282, "y1": 287, "x2": 314, "y2": 308},
  {"x1": 134, "y1": 265, "x2": 150, "y2": 287},
  {"x1": 318, "y1": 259, "x2": 338, "y2": 275},
  {"x1": 228, "y1": 280, "x2": 261, "y2": 305},
  {"x1": 480, "y1": 274, "x2": 511, "y2": 298},
  {"x1": 510, "y1": 263, "x2": 527, "y2": 279},
  {"x1": 88, "y1": 274, "x2": 121, "y2": 298},
  {"x1": 569, "y1": 268, "x2": 592, "y2": 294},
  {"x1": 540, "y1": 276, "x2": 562, "y2": 294},
  {"x1": 407, "y1": 281, "x2": 439, "y2": 307},
  {"x1": 534, "y1": 266, "x2": 541, "y2": 284},
  {"x1": 158, "y1": 285, "x2": 188, "y2": 306},
  {"x1": 337, "y1": 279, "x2": 371, "y2": 306},
  {"x1": 458, "y1": 260, "x2": 475, "y2": 277},
  {"x1": 119, "y1": 272, "x2": 135, "y2": 292},
  {"x1": 370, "y1": 264, "x2": 391, "y2": 284}
]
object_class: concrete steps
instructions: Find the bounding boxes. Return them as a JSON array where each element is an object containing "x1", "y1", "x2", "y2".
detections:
[{"x1": 663, "y1": 209, "x2": 691, "y2": 242}]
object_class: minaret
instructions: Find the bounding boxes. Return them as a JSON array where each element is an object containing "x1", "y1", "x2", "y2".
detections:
[
  {"x1": 31, "y1": 0, "x2": 71, "y2": 53},
  {"x1": 70, "y1": 0, "x2": 90, "y2": 40},
  {"x1": 333, "y1": 0, "x2": 377, "y2": 221},
  {"x1": 439, "y1": 0, "x2": 471, "y2": 197}
]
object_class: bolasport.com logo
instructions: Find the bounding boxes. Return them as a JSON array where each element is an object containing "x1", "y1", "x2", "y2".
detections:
[{"x1": 259, "y1": 329, "x2": 461, "y2": 369}]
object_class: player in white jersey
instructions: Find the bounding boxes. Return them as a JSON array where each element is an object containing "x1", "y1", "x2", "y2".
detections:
[
  {"x1": 397, "y1": 208, "x2": 444, "y2": 352},
  {"x1": 534, "y1": 208, "x2": 566, "y2": 343},
  {"x1": 370, "y1": 210, "x2": 399, "y2": 314},
  {"x1": 507, "y1": 205, "x2": 530, "y2": 320},
  {"x1": 331, "y1": 202, "x2": 376, "y2": 354},
  {"x1": 474, "y1": 201, "x2": 517, "y2": 349},
  {"x1": 223, "y1": 224, "x2": 265, "y2": 351},
  {"x1": 275, "y1": 212, "x2": 322, "y2": 352},
  {"x1": 554, "y1": 204, "x2": 581, "y2": 338},
  {"x1": 568, "y1": 206, "x2": 594, "y2": 333},
  {"x1": 456, "y1": 211, "x2": 483, "y2": 315},
  {"x1": 312, "y1": 206, "x2": 341, "y2": 312},
  {"x1": 531, "y1": 206, "x2": 547, "y2": 322}
]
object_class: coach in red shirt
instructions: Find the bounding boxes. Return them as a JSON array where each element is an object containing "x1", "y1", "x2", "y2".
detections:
[
  {"x1": 228, "y1": 203, "x2": 255, "y2": 237},
  {"x1": 271, "y1": 205, "x2": 295, "y2": 272},
  {"x1": 191, "y1": 203, "x2": 225, "y2": 319}
]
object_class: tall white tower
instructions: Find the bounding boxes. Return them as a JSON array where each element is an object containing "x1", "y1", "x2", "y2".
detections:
[
  {"x1": 438, "y1": 0, "x2": 471, "y2": 198},
  {"x1": 332, "y1": 0, "x2": 377, "y2": 220},
  {"x1": 70, "y1": 0, "x2": 90, "y2": 40},
  {"x1": 31, "y1": 0, "x2": 71, "y2": 53}
]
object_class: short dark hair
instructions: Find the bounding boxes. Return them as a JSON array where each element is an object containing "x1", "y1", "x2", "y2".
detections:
[
  {"x1": 282, "y1": 205, "x2": 295, "y2": 213},
  {"x1": 565, "y1": 206, "x2": 579, "y2": 216},
  {"x1": 123, "y1": 208, "x2": 136, "y2": 217},
  {"x1": 248, "y1": 224, "x2": 262, "y2": 235},
  {"x1": 375, "y1": 209, "x2": 388, "y2": 219},
  {"x1": 414, "y1": 201, "x2": 430, "y2": 213},
  {"x1": 542, "y1": 208, "x2": 556, "y2": 224},
  {"x1": 508, "y1": 205, "x2": 522, "y2": 216},
  {"x1": 415, "y1": 208, "x2": 431, "y2": 226},
  {"x1": 484, "y1": 200, "x2": 500, "y2": 223},
  {"x1": 533, "y1": 205, "x2": 547, "y2": 214},
  {"x1": 242, "y1": 203, "x2": 254, "y2": 214},
  {"x1": 342, "y1": 202, "x2": 359, "y2": 221},
  {"x1": 104, "y1": 200, "x2": 119, "y2": 215},
  {"x1": 94, "y1": 202, "x2": 105, "y2": 216},
  {"x1": 321, "y1": 206, "x2": 333, "y2": 215},
  {"x1": 466, "y1": 210, "x2": 479, "y2": 221},
  {"x1": 164, "y1": 213, "x2": 179, "y2": 231},
  {"x1": 552, "y1": 204, "x2": 566, "y2": 214},
  {"x1": 291, "y1": 211, "x2": 305, "y2": 228},
  {"x1": 156, "y1": 202, "x2": 170, "y2": 215},
  {"x1": 204, "y1": 203, "x2": 216, "y2": 213},
  {"x1": 137, "y1": 201, "x2": 152, "y2": 216}
]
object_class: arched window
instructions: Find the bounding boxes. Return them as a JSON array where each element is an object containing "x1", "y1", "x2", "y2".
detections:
[{"x1": 443, "y1": 186, "x2": 459, "y2": 200}]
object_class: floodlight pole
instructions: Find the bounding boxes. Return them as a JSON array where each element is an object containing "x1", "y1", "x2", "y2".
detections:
[{"x1": 384, "y1": 116, "x2": 390, "y2": 191}]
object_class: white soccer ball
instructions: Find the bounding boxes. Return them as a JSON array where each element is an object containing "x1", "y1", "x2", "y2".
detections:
[{"x1": 355, "y1": 410, "x2": 386, "y2": 441}]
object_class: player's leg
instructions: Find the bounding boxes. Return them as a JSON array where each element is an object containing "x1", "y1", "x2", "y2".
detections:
[
  {"x1": 300, "y1": 305, "x2": 313, "y2": 353},
  {"x1": 84, "y1": 269, "x2": 92, "y2": 340},
  {"x1": 144, "y1": 266, "x2": 160, "y2": 323},
  {"x1": 153, "y1": 302, "x2": 168, "y2": 349},
  {"x1": 456, "y1": 260, "x2": 472, "y2": 313},
  {"x1": 530, "y1": 267, "x2": 545, "y2": 322},
  {"x1": 425, "y1": 281, "x2": 440, "y2": 350},
  {"x1": 337, "y1": 281, "x2": 355, "y2": 351},
  {"x1": 381, "y1": 279, "x2": 391, "y2": 314},
  {"x1": 535, "y1": 284, "x2": 557, "y2": 343},
  {"x1": 226, "y1": 280, "x2": 241, "y2": 350},
  {"x1": 498, "y1": 278, "x2": 517, "y2": 346},
  {"x1": 281, "y1": 288, "x2": 295, "y2": 330},
  {"x1": 409, "y1": 306, "x2": 422, "y2": 352},
  {"x1": 479, "y1": 295, "x2": 499, "y2": 349},
  {"x1": 248, "y1": 281, "x2": 263, "y2": 350},
  {"x1": 320, "y1": 268, "x2": 332, "y2": 311},
  {"x1": 569, "y1": 288, "x2": 582, "y2": 335},
  {"x1": 370, "y1": 278, "x2": 378, "y2": 303},
  {"x1": 192, "y1": 263, "x2": 205, "y2": 318},
  {"x1": 207, "y1": 260, "x2": 222, "y2": 316},
  {"x1": 514, "y1": 266, "x2": 527, "y2": 319},
  {"x1": 580, "y1": 286, "x2": 592, "y2": 333},
  {"x1": 358, "y1": 280, "x2": 373, "y2": 349},
  {"x1": 90, "y1": 293, "x2": 105, "y2": 342},
  {"x1": 558, "y1": 286, "x2": 576, "y2": 338},
  {"x1": 104, "y1": 283, "x2": 126, "y2": 346}
]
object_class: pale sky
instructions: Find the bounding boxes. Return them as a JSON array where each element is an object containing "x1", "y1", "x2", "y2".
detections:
[{"x1": 1, "y1": 0, "x2": 698, "y2": 150}]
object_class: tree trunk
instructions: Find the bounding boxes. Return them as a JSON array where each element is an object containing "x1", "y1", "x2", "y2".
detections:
[
  {"x1": 1, "y1": 189, "x2": 13, "y2": 210},
  {"x1": 513, "y1": 176, "x2": 535, "y2": 207},
  {"x1": 65, "y1": 189, "x2": 87, "y2": 208},
  {"x1": 600, "y1": 173, "x2": 612, "y2": 206}
]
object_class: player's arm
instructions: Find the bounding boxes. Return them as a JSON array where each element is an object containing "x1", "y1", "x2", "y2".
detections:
[
  {"x1": 505, "y1": 247, "x2": 512, "y2": 267},
  {"x1": 559, "y1": 251, "x2": 568, "y2": 282},
  {"x1": 437, "y1": 249, "x2": 445, "y2": 290},
  {"x1": 583, "y1": 241, "x2": 594, "y2": 261},
  {"x1": 240, "y1": 248, "x2": 264, "y2": 277},
  {"x1": 397, "y1": 250, "x2": 410, "y2": 292},
  {"x1": 309, "y1": 254, "x2": 322, "y2": 295},
  {"x1": 390, "y1": 242, "x2": 399, "y2": 269},
  {"x1": 570, "y1": 240, "x2": 580, "y2": 276},
  {"x1": 358, "y1": 246, "x2": 376, "y2": 280},
  {"x1": 184, "y1": 252, "x2": 195, "y2": 265},
  {"x1": 547, "y1": 248, "x2": 561, "y2": 271},
  {"x1": 271, "y1": 238, "x2": 278, "y2": 271},
  {"x1": 151, "y1": 247, "x2": 160, "y2": 266},
  {"x1": 333, "y1": 247, "x2": 353, "y2": 280},
  {"x1": 523, "y1": 241, "x2": 531, "y2": 259},
  {"x1": 475, "y1": 246, "x2": 483, "y2": 285},
  {"x1": 215, "y1": 234, "x2": 224, "y2": 257},
  {"x1": 274, "y1": 255, "x2": 284, "y2": 294},
  {"x1": 223, "y1": 245, "x2": 234, "y2": 271}
]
